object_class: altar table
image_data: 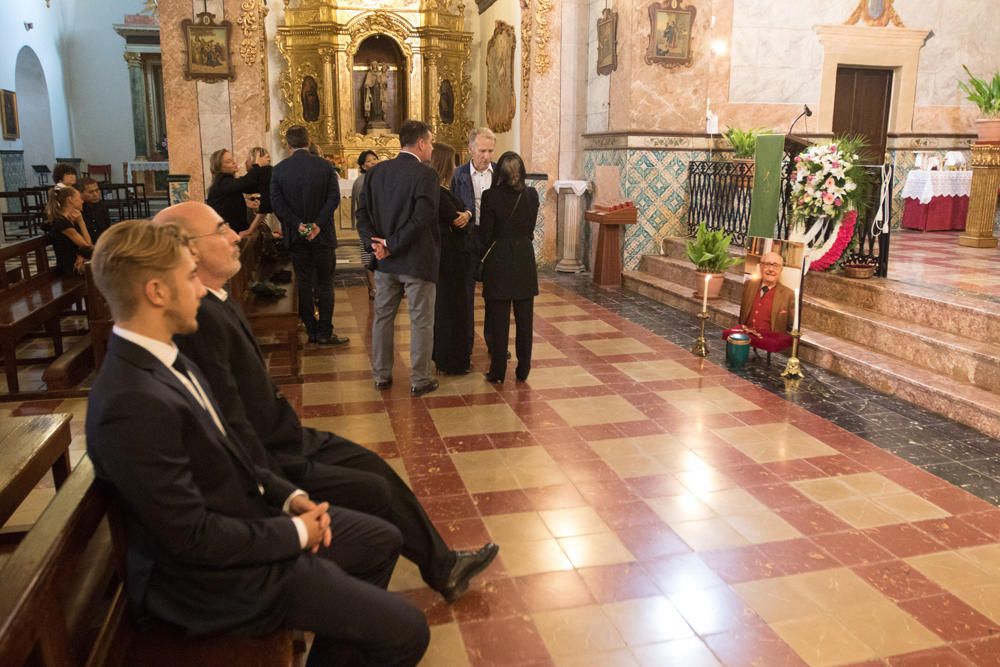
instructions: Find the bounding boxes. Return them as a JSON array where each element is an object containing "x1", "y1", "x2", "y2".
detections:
[{"x1": 901, "y1": 170, "x2": 971, "y2": 232}]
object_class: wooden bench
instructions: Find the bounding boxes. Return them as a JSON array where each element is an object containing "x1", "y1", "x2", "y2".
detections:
[
  {"x1": 230, "y1": 226, "x2": 301, "y2": 384},
  {"x1": 0, "y1": 456, "x2": 296, "y2": 666},
  {"x1": 0, "y1": 237, "x2": 87, "y2": 394}
]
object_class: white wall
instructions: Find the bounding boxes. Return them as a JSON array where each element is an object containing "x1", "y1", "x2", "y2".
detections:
[{"x1": 471, "y1": 0, "x2": 521, "y2": 156}]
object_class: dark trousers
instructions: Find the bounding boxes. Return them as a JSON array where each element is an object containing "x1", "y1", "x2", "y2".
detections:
[
  {"x1": 282, "y1": 506, "x2": 429, "y2": 667},
  {"x1": 485, "y1": 297, "x2": 533, "y2": 381},
  {"x1": 290, "y1": 240, "x2": 335, "y2": 339},
  {"x1": 463, "y1": 266, "x2": 476, "y2": 359},
  {"x1": 294, "y1": 428, "x2": 455, "y2": 590}
]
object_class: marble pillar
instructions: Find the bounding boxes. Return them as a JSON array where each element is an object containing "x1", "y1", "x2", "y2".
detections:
[
  {"x1": 160, "y1": 0, "x2": 204, "y2": 199},
  {"x1": 226, "y1": 0, "x2": 268, "y2": 154},
  {"x1": 959, "y1": 144, "x2": 1000, "y2": 248},
  {"x1": 554, "y1": 180, "x2": 591, "y2": 272},
  {"x1": 124, "y1": 52, "x2": 150, "y2": 159}
]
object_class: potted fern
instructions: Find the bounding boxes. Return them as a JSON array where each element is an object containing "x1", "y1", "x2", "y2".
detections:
[
  {"x1": 959, "y1": 65, "x2": 1000, "y2": 143},
  {"x1": 724, "y1": 126, "x2": 770, "y2": 161},
  {"x1": 686, "y1": 223, "x2": 741, "y2": 298}
]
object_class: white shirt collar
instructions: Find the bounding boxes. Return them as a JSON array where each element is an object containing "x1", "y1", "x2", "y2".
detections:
[
  {"x1": 206, "y1": 286, "x2": 228, "y2": 302},
  {"x1": 471, "y1": 162, "x2": 493, "y2": 177},
  {"x1": 399, "y1": 149, "x2": 421, "y2": 161},
  {"x1": 112, "y1": 325, "x2": 179, "y2": 369}
]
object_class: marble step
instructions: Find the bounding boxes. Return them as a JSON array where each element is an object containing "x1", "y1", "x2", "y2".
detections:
[
  {"x1": 800, "y1": 330, "x2": 1000, "y2": 440},
  {"x1": 622, "y1": 270, "x2": 739, "y2": 329},
  {"x1": 804, "y1": 295, "x2": 1000, "y2": 395},
  {"x1": 638, "y1": 255, "x2": 747, "y2": 303}
]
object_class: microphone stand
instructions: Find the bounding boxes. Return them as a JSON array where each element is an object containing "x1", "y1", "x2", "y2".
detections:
[{"x1": 788, "y1": 105, "x2": 812, "y2": 137}]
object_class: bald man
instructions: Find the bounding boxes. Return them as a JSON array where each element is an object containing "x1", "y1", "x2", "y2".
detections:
[{"x1": 723, "y1": 251, "x2": 795, "y2": 351}]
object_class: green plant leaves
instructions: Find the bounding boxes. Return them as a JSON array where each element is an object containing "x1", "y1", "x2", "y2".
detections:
[
  {"x1": 959, "y1": 65, "x2": 1000, "y2": 118},
  {"x1": 685, "y1": 223, "x2": 741, "y2": 272}
]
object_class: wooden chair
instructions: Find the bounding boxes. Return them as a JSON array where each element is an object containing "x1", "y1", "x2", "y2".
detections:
[
  {"x1": 0, "y1": 191, "x2": 35, "y2": 240},
  {"x1": 87, "y1": 164, "x2": 112, "y2": 183},
  {"x1": 100, "y1": 183, "x2": 133, "y2": 222},
  {"x1": 18, "y1": 187, "x2": 48, "y2": 235},
  {"x1": 126, "y1": 182, "x2": 151, "y2": 219}
]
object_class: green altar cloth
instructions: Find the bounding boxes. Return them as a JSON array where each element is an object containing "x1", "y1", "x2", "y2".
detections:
[{"x1": 748, "y1": 134, "x2": 785, "y2": 239}]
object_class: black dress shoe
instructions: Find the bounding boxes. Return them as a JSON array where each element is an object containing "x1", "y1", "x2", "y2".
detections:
[
  {"x1": 374, "y1": 379, "x2": 393, "y2": 390},
  {"x1": 484, "y1": 373, "x2": 504, "y2": 385},
  {"x1": 441, "y1": 542, "x2": 500, "y2": 603},
  {"x1": 410, "y1": 379, "x2": 439, "y2": 397},
  {"x1": 317, "y1": 334, "x2": 350, "y2": 346}
]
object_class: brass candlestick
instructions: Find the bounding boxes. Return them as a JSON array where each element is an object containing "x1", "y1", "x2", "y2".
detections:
[
  {"x1": 781, "y1": 329, "x2": 803, "y2": 378},
  {"x1": 691, "y1": 311, "x2": 709, "y2": 357}
]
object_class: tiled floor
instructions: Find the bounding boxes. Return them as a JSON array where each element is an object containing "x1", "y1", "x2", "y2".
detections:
[
  {"x1": 889, "y1": 230, "x2": 1000, "y2": 299},
  {"x1": 5, "y1": 274, "x2": 1000, "y2": 666}
]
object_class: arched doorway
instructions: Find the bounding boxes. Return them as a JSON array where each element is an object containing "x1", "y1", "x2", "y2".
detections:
[{"x1": 15, "y1": 46, "x2": 55, "y2": 186}]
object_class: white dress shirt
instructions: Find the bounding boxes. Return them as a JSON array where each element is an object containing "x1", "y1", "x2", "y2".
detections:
[{"x1": 470, "y1": 162, "x2": 493, "y2": 225}]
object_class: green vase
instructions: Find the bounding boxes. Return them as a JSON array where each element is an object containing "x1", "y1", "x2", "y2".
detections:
[{"x1": 726, "y1": 332, "x2": 751, "y2": 369}]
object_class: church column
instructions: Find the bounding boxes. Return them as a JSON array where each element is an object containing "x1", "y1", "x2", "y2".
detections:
[
  {"x1": 319, "y1": 47, "x2": 337, "y2": 146},
  {"x1": 425, "y1": 53, "x2": 440, "y2": 131},
  {"x1": 124, "y1": 52, "x2": 150, "y2": 159},
  {"x1": 959, "y1": 144, "x2": 1000, "y2": 248}
]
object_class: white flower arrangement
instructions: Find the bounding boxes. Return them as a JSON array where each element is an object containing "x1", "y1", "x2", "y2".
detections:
[{"x1": 789, "y1": 142, "x2": 864, "y2": 224}]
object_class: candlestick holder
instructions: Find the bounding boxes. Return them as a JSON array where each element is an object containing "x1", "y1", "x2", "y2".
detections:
[
  {"x1": 691, "y1": 310, "x2": 709, "y2": 357},
  {"x1": 780, "y1": 329, "x2": 803, "y2": 378}
]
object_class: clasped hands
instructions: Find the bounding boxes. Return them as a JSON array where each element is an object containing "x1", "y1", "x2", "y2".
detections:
[
  {"x1": 371, "y1": 236, "x2": 390, "y2": 260},
  {"x1": 289, "y1": 495, "x2": 332, "y2": 553},
  {"x1": 298, "y1": 222, "x2": 321, "y2": 241}
]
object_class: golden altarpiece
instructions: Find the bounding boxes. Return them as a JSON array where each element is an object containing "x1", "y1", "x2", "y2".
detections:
[{"x1": 276, "y1": 1, "x2": 473, "y2": 167}]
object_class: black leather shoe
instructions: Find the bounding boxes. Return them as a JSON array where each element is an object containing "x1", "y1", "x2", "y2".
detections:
[
  {"x1": 374, "y1": 379, "x2": 393, "y2": 390},
  {"x1": 410, "y1": 379, "x2": 439, "y2": 397},
  {"x1": 441, "y1": 543, "x2": 500, "y2": 603},
  {"x1": 484, "y1": 373, "x2": 504, "y2": 385},
  {"x1": 317, "y1": 334, "x2": 350, "y2": 346}
]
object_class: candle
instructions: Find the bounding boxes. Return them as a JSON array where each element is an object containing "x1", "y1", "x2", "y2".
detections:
[
  {"x1": 793, "y1": 288, "x2": 800, "y2": 331},
  {"x1": 702, "y1": 274, "x2": 710, "y2": 312}
]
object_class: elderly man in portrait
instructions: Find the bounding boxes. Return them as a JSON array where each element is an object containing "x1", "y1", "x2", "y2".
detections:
[{"x1": 723, "y1": 250, "x2": 795, "y2": 355}]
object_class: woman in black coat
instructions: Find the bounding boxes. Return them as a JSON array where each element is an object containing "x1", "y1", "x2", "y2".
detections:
[
  {"x1": 478, "y1": 151, "x2": 539, "y2": 383},
  {"x1": 430, "y1": 142, "x2": 474, "y2": 374},
  {"x1": 205, "y1": 148, "x2": 267, "y2": 236}
]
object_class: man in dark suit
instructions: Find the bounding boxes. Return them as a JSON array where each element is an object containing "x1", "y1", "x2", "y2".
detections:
[
  {"x1": 164, "y1": 201, "x2": 499, "y2": 603},
  {"x1": 356, "y1": 119, "x2": 441, "y2": 396},
  {"x1": 79, "y1": 177, "x2": 111, "y2": 242},
  {"x1": 451, "y1": 127, "x2": 497, "y2": 359},
  {"x1": 86, "y1": 219, "x2": 429, "y2": 666},
  {"x1": 270, "y1": 125, "x2": 348, "y2": 346}
]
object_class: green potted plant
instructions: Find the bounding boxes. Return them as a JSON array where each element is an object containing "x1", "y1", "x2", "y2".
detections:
[
  {"x1": 686, "y1": 223, "x2": 741, "y2": 298},
  {"x1": 724, "y1": 126, "x2": 770, "y2": 160},
  {"x1": 959, "y1": 65, "x2": 1000, "y2": 143}
]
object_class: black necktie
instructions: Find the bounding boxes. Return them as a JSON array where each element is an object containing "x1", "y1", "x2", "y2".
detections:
[
  {"x1": 761, "y1": 286, "x2": 769, "y2": 295},
  {"x1": 172, "y1": 355, "x2": 190, "y2": 376}
]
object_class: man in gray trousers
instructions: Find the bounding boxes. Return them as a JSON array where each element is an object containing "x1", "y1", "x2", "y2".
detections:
[{"x1": 356, "y1": 120, "x2": 441, "y2": 396}]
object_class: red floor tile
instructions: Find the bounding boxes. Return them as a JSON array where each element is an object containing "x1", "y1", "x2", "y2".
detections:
[
  {"x1": 451, "y1": 576, "x2": 527, "y2": 622},
  {"x1": 615, "y1": 523, "x2": 691, "y2": 561},
  {"x1": 512, "y1": 570, "x2": 596, "y2": 612},
  {"x1": 912, "y1": 517, "x2": 996, "y2": 550},
  {"x1": 852, "y1": 560, "x2": 945, "y2": 601},
  {"x1": 863, "y1": 524, "x2": 948, "y2": 558},
  {"x1": 886, "y1": 645, "x2": 975, "y2": 667},
  {"x1": 576, "y1": 562, "x2": 662, "y2": 603},
  {"x1": 668, "y1": 584, "x2": 764, "y2": 635},
  {"x1": 702, "y1": 624, "x2": 809, "y2": 667},
  {"x1": 700, "y1": 545, "x2": 780, "y2": 583},
  {"x1": 459, "y1": 616, "x2": 551, "y2": 666},
  {"x1": 897, "y1": 593, "x2": 1000, "y2": 642}
]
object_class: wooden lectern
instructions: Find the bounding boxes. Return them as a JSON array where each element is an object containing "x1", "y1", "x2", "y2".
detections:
[{"x1": 584, "y1": 202, "x2": 637, "y2": 286}]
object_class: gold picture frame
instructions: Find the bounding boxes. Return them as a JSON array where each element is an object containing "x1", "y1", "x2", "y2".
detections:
[
  {"x1": 486, "y1": 21, "x2": 516, "y2": 134},
  {"x1": 181, "y1": 12, "x2": 235, "y2": 82},
  {"x1": 1, "y1": 90, "x2": 19, "y2": 141},
  {"x1": 645, "y1": 0, "x2": 696, "y2": 69},
  {"x1": 596, "y1": 8, "x2": 618, "y2": 76}
]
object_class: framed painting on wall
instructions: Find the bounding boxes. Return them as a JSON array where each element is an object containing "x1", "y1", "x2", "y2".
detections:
[
  {"x1": 181, "y1": 12, "x2": 234, "y2": 82},
  {"x1": 645, "y1": 0, "x2": 696, "y2": 69},
  {"x1": 486, "y1": 21, "x2": 516, "y2": 134},
  {"x1": 597, "y1": 8, "x2": 618, "y2": 76},
  {"x1": 1, "y1": 90, "x2": 18, "y2": 140}
]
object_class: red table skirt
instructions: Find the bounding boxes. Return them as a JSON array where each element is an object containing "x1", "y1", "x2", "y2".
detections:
[{"x1": 902, "y1": 196, "x2": 969, "y2": 231}]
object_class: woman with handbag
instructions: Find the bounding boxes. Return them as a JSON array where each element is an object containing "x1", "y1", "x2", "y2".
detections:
[
  {"x1": 478, "y1": 151, "x2": 539, "y2": 384},
  {"x1": 430, "y1": 143, "x2": 474, "y2": 375}
]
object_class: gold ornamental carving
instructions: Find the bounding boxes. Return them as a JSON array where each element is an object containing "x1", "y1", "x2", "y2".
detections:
[
  {"x1": 345, "y1": 11, "x2": 413, "y2": 58},
  {"x1": 534, "y1": 0, "x2": 553, "y2": 74},
  {"x1": 520, "y1": 0, "x2": 532, "y2": 104},
  {"x1": 958, "y1": 144, "x2": 1000, "y2": 248},
  {"x1": 237, "y1": 0, "x2": 271, "y2": 130},
  {"x1": 123, "y1": 51, "x2": 144, "y2": 68},
  {"x1": 844, "y1": 0, "x2": 904, "y2": 27},
  {"x1": 970, "y1": 144, "x2": 1000, "y2": 168}
]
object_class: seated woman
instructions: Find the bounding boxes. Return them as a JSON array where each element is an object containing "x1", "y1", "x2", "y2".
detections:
[
  {"x1": 478, "y1": 151, "x2": 539, "y2": 384},
  {"x1": 43, "y1": 186, "x2": 92, "y2": 276},
  {"x1": 722, "y1": 251, "x2": 794, "y2": 354},
  {"x1": 206, "y1": 148, "x2": 268, "y2": 236}
]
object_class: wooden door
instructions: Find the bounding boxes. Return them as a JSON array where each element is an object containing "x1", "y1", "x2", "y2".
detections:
[{"x1": 832, "y1": 66, "x2": 893, "y2": 163}]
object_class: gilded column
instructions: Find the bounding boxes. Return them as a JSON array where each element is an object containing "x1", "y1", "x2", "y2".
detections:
[
  {"x1": 319, "y1": 46, "x2": 337, "y2": 146},
  {"x1": 124, "y1": 52, "x2": 150, "y2": 158},
  {"x1": 425, "y1": 53, "x2": 440, "y2": 132},
  {"x1": 959, "y1": 144, "x2": 1000, "y2": 249}
]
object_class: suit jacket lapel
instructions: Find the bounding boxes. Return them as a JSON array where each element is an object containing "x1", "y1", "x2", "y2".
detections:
[{"x1": 211, "y1": 293, "x2": 265, "y2": 365}]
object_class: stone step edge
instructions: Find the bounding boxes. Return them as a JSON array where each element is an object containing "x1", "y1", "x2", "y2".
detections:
[
  {"x1": 621, "y1": 271, "x2": 740, "y2": 324},
  {"x1": 640, "y1": 253, "x2": 748, "y2": 281}
]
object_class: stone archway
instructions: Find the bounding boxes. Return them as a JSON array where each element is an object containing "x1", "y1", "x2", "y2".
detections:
[{"x1": 15, "y1": 46, "x2": 56, "y2": 185}]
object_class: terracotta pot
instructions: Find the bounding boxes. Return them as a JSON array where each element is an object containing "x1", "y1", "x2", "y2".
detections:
[
  {"x1": 694, "y1": 271, "x2": 725, "y2": 298},
  {"x1": 975, "y1": 118, "x2": 1000, "y2": 144},
  {"x1": 843, "y1": 264, "x2": 876, "y2": 279}
]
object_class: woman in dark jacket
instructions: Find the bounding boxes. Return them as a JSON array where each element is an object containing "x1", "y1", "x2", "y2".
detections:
[
  {"x1": 430, "y1": 142, "x2": 474, "y2": 375},
  {"x1": 205, "y1": 148, "x2": 267, "y2": 236},
  {"x1": 352, "y1": 150, "x2": 380, "y2": 299},
  {"x1": 478, "y1": 151, "x2": 539, "y2": 384}
]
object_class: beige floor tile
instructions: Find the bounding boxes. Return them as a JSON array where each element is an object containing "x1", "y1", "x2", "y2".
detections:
[
  {"x1": 433, "y1": 372, "x2": 499, "y2": 396},
  {"x1": 713, "y1": 425, "x2": 772, "y2": 446},
  {"x1": 771, "y1": 614, "x2": 878, "y2": 667},
  {"x1": 788, "y1": 568, "x2": 886, "y2": 609},
  {"x1": 483, "y1": 512, "x2": 552, "y2": 542},
  {"x1": 455, "y1": 466, "x2": 520, "y2": 493},
  {"x1": 588, "y1": 435, "x2": 679, "y2": 459},
  {"x1": 631, "y1": 638, "x2": 721, "y2": 667},
  {"x1": 532, "y1": 341, "x2": 568, "y2": 360},
  {"x1": 699, "y1": 488, "x2": 768, "y2": 515},
  {"x1": 952, "y1": 583, "x2": 1000, "y2": 624},
  {"x1": 661, "y1": 400, "x2": 735, "y2": 416},
  {"x1": 579, "y1": 338, "x2": 655, "y2": 356},
  {"x1": 305, "y1": 352, "x2": 372, "y2": 373},
  {"x1": 512, "y1": 464, "x2": 572, "y2": 489},
  {"x1": 823, "y1": 497, "x2": 905, "y2": 529},
  {"x1": 497, "y1": 446, "x2": 557, "y2": 468},
  {"x1": 959, "y1": 544, "x2": 1000, "y2": 575},
  {"x1": 302, "y1": 379, "x2": 383, "y2": 406},
  {"x1": 724, "y1": 511, "x2": 801, "y2": 544},
  {"x1": 559, "y1": 532, "x2": 635, "y2": 568},
  {"x1": 422, "y1": 623, "x2": 472, "y2": 667},
  {"x1": 548, "y1": 396, "x2": 647, "y2": 426},
  {"x1": 541, "y1": 507, "x2": 612, "y2": 538},
  {"x1": 499, "y1": 538, "x2": 574, "y2": 576},
  {"x1": 450, "y1": 449, "x2": 506, "y2": 472},
  {"x1": 602, "y1": 596, "x2": 694, "y2": 645},
  {"x1": 646, "y1": 493, "x2": 717, "y2": 523},
  {"x1": 674, "y1": 467, "x2": 734, "y2": 495},
  {"x1": 837, "y1": 472, "x2": 909, "y2": 497},
  {"x1": 871, "y1": 493, "x2": 951, "y2": 522},
  {"x1": 835, "y1": 598, "x2": 944, "y2": 657},
  {"x1": 652, "y1": 449, "x2": 713, "y2": 473},
  {"x1": 905, "y1": 551, "x2": 996, "y2": 590},
  {"x1": 523, "y1": 366, "x2": 603, "y2": 389},
  {"x1": 429, "y1": 404, "x2": 525, "y2": 437},
  {"x1": 533, "y1": 606, "x2": 626, "y2": 656},
  {"x1": 792, "y1": 478, "x2": 857, "y2": 503},
  {"x1": 669, "y1": 517, "x2": 749, "y2": 551},
  {"x1": 535, "y1": 292, "x2": 568, "y2": 303},
  {"x1": 613, "y1": 360, "x2": 699, "y2": 382},
  {"x1": 602, "y1": 454, "x2": 672, "y2": 479},
  {"x1": 730, "y1": 437, "x2": 838, "y2": 463},
  {"x1": 658, "y1": 387, "x2": 760, "y2": 414},
  {"x1": 387, "y1": 556, "x2": 424, "y2": 592},
  {"x1": 555, "y1": 649, "x2": 639, "y2": 667},
  {"x1": 552, "y1": 319, "x2": 619, "y2": 336},
  {"x1": 536, "y1": 304, "x2": 590, "y2": 317},
  {"x1": 303, "y1": 412, "x2": 394, "y2": 444},
  {"x1": 733, "y1": 578, "x2": 825, "y2": 624}
]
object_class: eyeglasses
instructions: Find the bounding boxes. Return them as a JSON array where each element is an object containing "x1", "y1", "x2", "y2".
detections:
[
  {"x1": 187, "y1": 221, "x2": 231, "y2": 240},
  {"x1": 759, "y1": 261, "x2": 782, "y2": 268},
  {"x1": 247, "y1": 195, "x2": 261, "y2": 201}
]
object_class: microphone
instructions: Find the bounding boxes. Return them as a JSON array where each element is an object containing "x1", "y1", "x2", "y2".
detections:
[{"x1": 788, "y1": 104, "x2": 812, "y2": 136}]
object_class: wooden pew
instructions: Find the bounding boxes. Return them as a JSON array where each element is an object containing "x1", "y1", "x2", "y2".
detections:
[
  {"x1": 0, "y1": 237, "x2": 87, "y2": 394},
  {"x1": 0, "y1": 456, "x2": 296, "y2": 667},
  {"x1": 0, "y1": 414, "x2": 72, "y2": 536}
]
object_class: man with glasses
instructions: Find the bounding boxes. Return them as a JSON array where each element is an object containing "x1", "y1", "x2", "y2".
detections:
[{"x1": 723, "y1": 251, "x2": 795, "y2": 351}]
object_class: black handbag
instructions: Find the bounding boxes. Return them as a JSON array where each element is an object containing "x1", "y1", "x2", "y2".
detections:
[{"x1": 474, "y1": 192, "x2": 522, "y2": 283}]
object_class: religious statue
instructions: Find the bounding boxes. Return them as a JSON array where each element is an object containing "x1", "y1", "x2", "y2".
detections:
[
  {"x1": 438, "y1": 79, "x2": 455, "y2": 125},
  {"x1": 363, "y1": 60, "x2": 389, "y2": 129},
  {"x1": 301, "y1": 75, "x2": 320, "y2": 122}
]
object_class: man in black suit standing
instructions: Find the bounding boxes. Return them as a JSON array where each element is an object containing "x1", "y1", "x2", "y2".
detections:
[
  {"x1": 86, "y1": 219, "x2": 428, "y2": 666},
  {"x1": 165, "y1": 201, "x2": 499, "y2": 603},
  {"x1": 356, "y1": 119, "x2": 441, "y2": 396},
  {"x1": 270, "y1": 125, "x2": 348, "y2": 346}
]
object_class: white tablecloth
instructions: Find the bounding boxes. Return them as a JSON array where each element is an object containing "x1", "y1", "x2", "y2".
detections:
[
  {"x1": 127, "y1": 160, "x2": 169, "y2": 174},
  {"x1": 901, "y1": 170, "x2": 972, "y2": 204}
]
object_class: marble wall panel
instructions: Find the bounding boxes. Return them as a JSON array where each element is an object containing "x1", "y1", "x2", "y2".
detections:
[
  {"x1": 584, "y1": 0, "x2": 610, "y2": 134},
  {"x1": 224, "y1": 0, "x2": 268, "y2": 160},
  {"x1": 161, "y1": 0, "x2": 204, "y2": 199}
]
